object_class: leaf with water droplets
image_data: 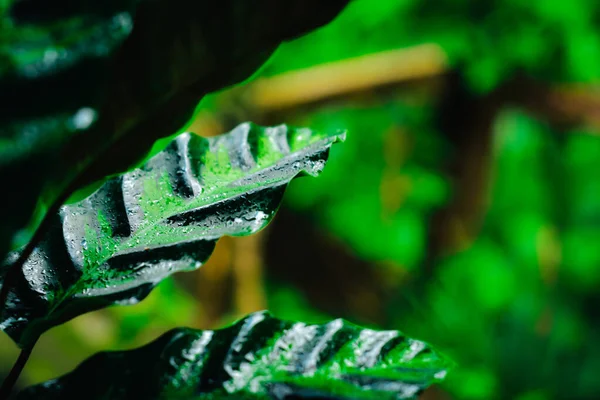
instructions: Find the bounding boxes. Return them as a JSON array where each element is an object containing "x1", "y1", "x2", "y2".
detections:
[
  {"x1": 0, "y1": 0, "x2": 349, "y2": 264},
  {"x1": 18, "y1": 311, "x2": 452, "y2": 399},
  {"x1": 0, "y1": 123, "x2": 345, "y2": 348}
]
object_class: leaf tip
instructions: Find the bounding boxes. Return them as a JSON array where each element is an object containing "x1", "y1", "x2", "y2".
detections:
[{"x1": 334, "y1": 130, "x2": 347, "y2": 143}]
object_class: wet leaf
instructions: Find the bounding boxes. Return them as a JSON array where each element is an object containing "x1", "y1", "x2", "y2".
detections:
[
  {"x1": 19, "y1": 311, "x2": 452, "y2": 400},
  {"x1": 0, "y1": 0, "x2": 349, "y2": 260},
  {"x1": 0, "y1": 123, "x2": 345, "y2": 348}
]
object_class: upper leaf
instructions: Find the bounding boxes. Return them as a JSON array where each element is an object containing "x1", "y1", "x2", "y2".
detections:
[
  {"x1": 19, "y1": 311, "x2": 452, "y2": 400},
  {"x1": 0, "y1": 123, "x2": 345, "y2": 348},
  {"x1": 0, "y1": 0, "x2": 349, "y2": 261},
  {"x1": 0, "y1": 0, "x2": 138, "y2": 261}
]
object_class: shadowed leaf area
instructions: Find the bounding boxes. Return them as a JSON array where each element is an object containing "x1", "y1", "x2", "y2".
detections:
[
  {"x1": 18, "y1": 311, "x2": 452, "y2": 400},
  {"x1": 0, "y1": 123, "x2": 345, "y2": 348},
  {"x1": 0, "y1": 0, "x2": 349, "y2": 262}
]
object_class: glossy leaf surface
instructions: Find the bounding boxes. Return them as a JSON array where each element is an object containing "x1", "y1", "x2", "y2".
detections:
[
  {"x1": 0, "y1": 123, "x2": 345, "y2": 348},
  {"x1": 19, "y1": 311, "x2": 452, "y2": 400},
  {"x1": 0, "y1": 0, "x2": 349, "y2": 260}
]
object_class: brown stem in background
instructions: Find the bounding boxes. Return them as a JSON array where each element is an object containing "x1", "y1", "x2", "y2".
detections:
[
  {"x1": 247, "y1": 44, "x2": 448, "y2": 111},
  {"x1": 232, "y1": 233, "x2": 267, "y2": 315},
  {"x1": 427, "y1": 72, "x2": 600, "y2": 261},
  {"x1": 176, "y1": 232, "x2": 267, "y2": 328},
  {"x1": 427, "y1": 72, "x2": 499, "y2": 258},
  {"x1": 510, "y1": 77, "x2": 600, "y2": 131},
  {"x1": 186, "y1": 238, "x2": 234, "y2": 329},
  {"x1": 265, "y1": 209, "x2": 396, "y2": 326}
]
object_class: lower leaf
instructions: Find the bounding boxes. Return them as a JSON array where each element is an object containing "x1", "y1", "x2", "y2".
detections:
[{"x1": 18, "y1": 311, "x2": 452, "y2": 400}]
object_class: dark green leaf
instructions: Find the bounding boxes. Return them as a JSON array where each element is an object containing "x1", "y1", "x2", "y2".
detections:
[
  {"x1": 18, "y1": 311, "x2": 452, "y2": 400},
  {"x1": 0, "y1": 0, "x2": 349, "y2": 260},
  {"x1": 0, "y1": 0, "x2": 138, "y2": 261},
  {"x1": 0, "y1": 123, "x2": 345, "y2": 348}
]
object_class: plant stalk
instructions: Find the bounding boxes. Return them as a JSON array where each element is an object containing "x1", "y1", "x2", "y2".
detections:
[{"x1": 0, "y1": 341, "x2": 37, "y2": 400}]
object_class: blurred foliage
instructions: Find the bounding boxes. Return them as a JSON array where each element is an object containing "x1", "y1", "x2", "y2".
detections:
[
  {"x1": 6, "y1": 0, "x2": 600, "y2": 399},
  {"x1": 285, "y1": 104, "x2": 450, "y2": 270},
  {"x1": 401, "y1": 111, "x2": 600, "y2": 399},
  {"x1": 257, "y1": 1, "x2": 600, "y2": 399},
  {"x1": 270, "y1": 104, "x2": 600, "y2": 399},
  {"x1": 263, "y1": 0, "x2": 600, "y2": 91}
]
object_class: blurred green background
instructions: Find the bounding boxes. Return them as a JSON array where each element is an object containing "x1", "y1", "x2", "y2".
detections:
[{"x1": 3, "y1": 0, "x2": 600, "y2": 398}]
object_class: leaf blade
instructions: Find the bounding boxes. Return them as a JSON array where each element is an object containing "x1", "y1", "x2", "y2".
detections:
[
  {"x1": 0, "y1": 123, "x2": 345, "y2": 347},
  {"x1": 0, "y1": 0, "x2": 350, "y2": 261},
  {"x1": 18, "y1": 311, "x2": 452, "y2": 400}
]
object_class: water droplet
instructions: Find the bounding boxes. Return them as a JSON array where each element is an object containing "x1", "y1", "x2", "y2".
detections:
[{"x1": 71, "y1": 108, "x2": 97, "y2": 130}]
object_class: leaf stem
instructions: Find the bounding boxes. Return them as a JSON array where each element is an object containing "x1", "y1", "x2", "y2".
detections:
[{"x1": 0, "y1": 339, "x2": 37, "y2": 400}]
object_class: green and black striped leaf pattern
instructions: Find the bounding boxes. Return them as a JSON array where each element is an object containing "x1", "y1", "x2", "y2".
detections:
[
  {"x1": 0, "y1": 0, "x2": 350, "y2": 263},
  {"x1": 0, "y1": 123, "x2": 345, "y2": 348},
  {"x1": 19, "y1": 311, "x2": 452, "y2": 400}
]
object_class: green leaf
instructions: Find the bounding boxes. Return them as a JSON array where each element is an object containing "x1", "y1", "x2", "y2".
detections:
[
  {"x1": 18, "y1": 311, "x2": 452, "y2": 400},
  {"x1": 0, "y1": 123, "x2": 345, "y2": 348},
  {"x1": 0, "y1": 0, "x2": 350, "y2": 260}
]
